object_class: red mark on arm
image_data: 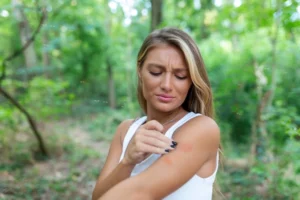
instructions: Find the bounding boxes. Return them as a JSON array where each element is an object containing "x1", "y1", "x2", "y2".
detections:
[
  {"x1": 161, "y1": 143, "x2": 193, "y2": 165},
  {"x1": 178, "y1": 143, "x2": 193, "y2": 152},
  {"x1": 162, "y1": 156, "x2": 173, "y2": 166}
]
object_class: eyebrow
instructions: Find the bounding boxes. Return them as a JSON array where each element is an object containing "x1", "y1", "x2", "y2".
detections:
[{"x1": 147, "y1": 63, "x2": 188, "y2": 72}]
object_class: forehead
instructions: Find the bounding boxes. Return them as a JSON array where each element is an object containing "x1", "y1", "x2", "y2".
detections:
[{"x1": 145, "y1": 44, "x2": 187, "y2": 67}]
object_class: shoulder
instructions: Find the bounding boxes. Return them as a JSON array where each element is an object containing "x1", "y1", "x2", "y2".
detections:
[
  {"x1": 117, "y1": 118, "x2": 135, "y2": 131},
  {"x1": 174, "y1": 114, "x2": 220, "y2": 152},
  {"x1": 187, "y1": 114, "x2": 219, "y2": 135},
  {"x1": 115, "y1": 119, "x2": 135, "y2": 144}
]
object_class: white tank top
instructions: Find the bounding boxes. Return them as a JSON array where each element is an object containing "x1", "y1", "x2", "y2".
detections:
[{"x1": 119, "y1": 112, "x2": 219, "y2": 200}]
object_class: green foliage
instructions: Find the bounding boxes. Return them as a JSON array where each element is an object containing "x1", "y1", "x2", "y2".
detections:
[
  {"x1": 83, "y1": 108, "x2": 140, "y2": 142},
  {"x1": 2, "y1": 77, "x2": 74, "y2": 119},
  {"x1": 23, "y1": 77, "x2": 74, "y2": 118},
  {"x1": 0, "y1": 117, "x2": 103, "y2": 200},
  {"x1": 0, "y1": 0, "x2": 299, "y2": 199}
]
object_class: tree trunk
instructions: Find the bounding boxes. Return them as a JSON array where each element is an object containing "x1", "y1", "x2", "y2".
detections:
[
  {"x1": 249, "y1": 0, "x2": 281, "y2": 168},
  {"x1": 81, "y1": 58, "x2": 89, "y2": 81},
  {"x1": 199, "y1": 0, "x2": 213, "y2": 39},
  {"x1": 41, "y1": 0, "x2": 50, "y2": 77},
  {"x1": 1, "y1": 3, "x2": 48, "y2": 157},
  {"x1": 107, "y1": 60, "x2": 116, "y2": 109},
  {"x1": 251, "y1": 59, "x2": 274, "y2": 164},
  {"x1": 1, "y1": 2, "x2": 48, "y2": 158},
  {"x1": 151, "y1": 0, "x2": 163, "y2": 31},
  {"x1": 104, "y1": 1, "x2": 116, "y2": 109},
  {"x1": 42, "y1": 31, "x2": 50, "y2": 77},
  {"x1": 0, "y1": 86, "x2": 48, "y2": 157},
  {"x1": 126, "y1": 38, "x2": 133, "y2": 107},
  {"x1": 12, "y1": 0, "x2": 38, "y2": 69}
]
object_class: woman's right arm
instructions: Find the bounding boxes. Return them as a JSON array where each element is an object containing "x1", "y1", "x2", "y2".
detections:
[
  {"x1": 92, "y1": 119, "x2": 175, "y2": 200},
  {"x1": 92, "y1": 119, "x2": 134, "y2": 200}
]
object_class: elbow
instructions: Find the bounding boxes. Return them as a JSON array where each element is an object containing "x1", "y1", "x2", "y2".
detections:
[
  {"x1": 92, "y1": 186, "x2": 102, "y2": 200},
  {"x1": 130, "y1": 190, "x2": 155, "y2": 200},
  {"x1": 98, "y1": 189, "x2": 154, "y2": 200},
  {"x1": 131, "y1": 194, "x2": 152, "y2": 200},
  {"x1": 91, "y1": 191, "x2": 98, "y2": 200},
  {"x1": 92, "y1": 193, "x2": 103, "y2": 200}
]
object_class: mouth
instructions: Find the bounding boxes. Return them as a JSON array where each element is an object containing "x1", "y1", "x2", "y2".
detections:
[{"x1": 156, "y1": 94, "x2": 174, "y2": 103}]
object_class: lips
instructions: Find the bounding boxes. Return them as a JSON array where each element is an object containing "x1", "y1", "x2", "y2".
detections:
[{"x1": 156, "y1": 94, "x2": 174, "y2": 103}]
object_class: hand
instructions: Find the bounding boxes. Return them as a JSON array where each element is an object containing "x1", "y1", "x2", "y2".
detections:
[{"x1": 122, "y1": 120, "x2": 176, "y2": 165}]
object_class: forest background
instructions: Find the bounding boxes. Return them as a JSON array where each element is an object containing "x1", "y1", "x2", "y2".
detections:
[{"x1": 0, "y1": 0, "x2": 299, "y2": 199}]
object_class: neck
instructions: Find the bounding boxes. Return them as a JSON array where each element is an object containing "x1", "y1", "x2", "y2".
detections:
[{"x1": 146, "y1": 107, "x2": 185, "y2": 125}]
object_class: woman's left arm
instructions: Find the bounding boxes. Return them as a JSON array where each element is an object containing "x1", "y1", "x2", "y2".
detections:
[{"x1": 99, "y1": 115, "x2": 220, "y2": 200}]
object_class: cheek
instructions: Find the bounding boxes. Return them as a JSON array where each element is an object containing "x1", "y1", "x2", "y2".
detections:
[
  {"x1": 143, "y1": 74, "x2": 160, "y2": 88},
  {"x1": 142, "y1": 76, "x2": 153, "y2": 90},
  {"x1": 178, "y1": 82, "x2": 192, "y2": 97},
  {"x1": 141, "y1": 75, "x2": 158, "y2": 97}
]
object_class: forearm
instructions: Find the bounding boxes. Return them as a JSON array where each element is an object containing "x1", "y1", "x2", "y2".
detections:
[
  {"x1": 92, "y1": 160, "x2": 135, "y2": 200},
  {"x1": 99, "y1": 177, "x2": 154, "y2": 200},
  {"x1": 100, "y1": 191, "x2": 153, "y2": 200}
]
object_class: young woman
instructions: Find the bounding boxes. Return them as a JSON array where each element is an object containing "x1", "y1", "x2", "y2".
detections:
[{"x1": 92, "y1": 27, "x2": 220, "y2": 200}]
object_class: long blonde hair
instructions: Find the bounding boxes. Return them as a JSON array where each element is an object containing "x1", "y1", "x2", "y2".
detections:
[{"x1": 137, "y1": 27, "x2": 214, "y2": 118}]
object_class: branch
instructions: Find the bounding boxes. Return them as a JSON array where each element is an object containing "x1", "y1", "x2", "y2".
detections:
[
  {"x1": 0, "y1": 7, "x2": 47, "y2": 84},
  {"x1": 0, "y1": 5, "x2": 48, "y2": 157},
  {"x1": 0, "y1": 86, "x2": 48, "y2": 156}
]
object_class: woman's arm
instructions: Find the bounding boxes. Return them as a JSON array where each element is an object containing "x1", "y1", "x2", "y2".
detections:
[
  {"x1": 92, "y1": 119, "x2": 174, "y2": 200},
  {"x1": 92, "y1": 119, "x2": 134, "y2": 200},
  {"x1": 99, "y1": 115, "x2": 220, "y2": 200}
]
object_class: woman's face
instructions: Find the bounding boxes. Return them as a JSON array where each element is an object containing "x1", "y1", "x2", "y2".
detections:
[{"x1": 139, "y1": 44, "x2": 192, "y2": 113}]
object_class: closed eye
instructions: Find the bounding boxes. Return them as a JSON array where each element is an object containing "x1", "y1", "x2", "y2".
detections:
[
  {"x1": 175, "y1": 75, "x2": 187, "y2": 80},
  {"x1": 150, "y1": 71, "x2": 161, "y2": 76}
]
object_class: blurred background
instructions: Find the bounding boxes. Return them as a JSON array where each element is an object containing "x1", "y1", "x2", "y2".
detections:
[{"x1": 0, "y1": 0, "x2": 299, "y2": 199}]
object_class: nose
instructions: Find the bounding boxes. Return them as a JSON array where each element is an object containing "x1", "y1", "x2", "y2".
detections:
[{"x1": 160, "y1": 73, "x2": 172, "y2": 92}]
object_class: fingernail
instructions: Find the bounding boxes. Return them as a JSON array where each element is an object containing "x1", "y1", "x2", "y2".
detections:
[
  {"x1": 172, "y1": 141, "x2": 178, "y2": 146},
  {"x1": 170, "y1": 144, "x2": 176, "y2": 148},
  {"x1": 165, "y1": 149, "x2": 170, "y2": 153}
]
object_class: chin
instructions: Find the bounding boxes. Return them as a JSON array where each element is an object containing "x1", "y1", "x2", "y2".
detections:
[{"x1": 152, "y1": 102, "x2": 180, "y2": 113}]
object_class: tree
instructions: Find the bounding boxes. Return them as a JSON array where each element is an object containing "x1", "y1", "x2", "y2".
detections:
[
  {"x1": 0, "y1": 4, "x2": 48, "y2": 157},
  {"x1": 151, "y1": 0, "x2": 163, "y2": 30},
  {"x1": 12, "y1": 0, "x2": 37, "y2": 70}
]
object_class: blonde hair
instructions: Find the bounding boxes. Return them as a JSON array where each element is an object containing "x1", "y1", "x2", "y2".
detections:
[{"x1": 137, "y1": 27, "x2": 214, "y2": 118}]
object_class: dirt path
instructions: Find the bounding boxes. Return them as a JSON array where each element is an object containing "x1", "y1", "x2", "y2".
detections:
[
  {"x1": 70, "y1": 126, "x2": 110, "y2": 156},
  {"x1": 15, "y1": 122, "x2": 110, "y2": 199},
  {"x1": 40, "y1": 123, "x2": 111, "y2": 198},
  {"x1": 0, "y1": 117, "x2": 114, "y2": 199}
]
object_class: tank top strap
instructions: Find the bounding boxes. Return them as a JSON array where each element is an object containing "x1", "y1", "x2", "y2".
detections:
[
  {"x1": 165, "y1": 112, "x2": 201, "y2": 138},
  {"x1": 119, "y1": 116, "x2": 147, "y2": 162}
]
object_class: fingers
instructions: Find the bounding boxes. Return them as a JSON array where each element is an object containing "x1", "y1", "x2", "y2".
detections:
[
  {"x1": 140, "y1": 132, "x2": 172, "y2": 150},
  {"x1": 129, "y1": 120, "x2": 179, "y2": 157},
  {"x1": 136, "y1": 141, "x2": 171, "y2": 155},
  {"x1": 140, "y1": 120, "x2": 174, "y2": 146},
  {"x1": 143, "y1": 129, "x2": 173, "y2": 145},
  {"x1": 142, "y1": 120, "x2": 164, "y2": 132},
  {"x1": 135, "y1": 129, "x2": 177, "y2": 154}
]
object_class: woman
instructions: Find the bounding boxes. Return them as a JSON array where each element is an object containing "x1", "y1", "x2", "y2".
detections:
[{"x1": 92, "y1": 27, "x2": 220, "y2": 200}]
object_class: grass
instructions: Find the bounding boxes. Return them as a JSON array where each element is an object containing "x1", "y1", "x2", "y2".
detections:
[
  {"x1": 0, "y1": 108, "x2": 299, "y2": 199},
  {"x1": 0, "y1": 111, "x2": 115, "y2": 200}
]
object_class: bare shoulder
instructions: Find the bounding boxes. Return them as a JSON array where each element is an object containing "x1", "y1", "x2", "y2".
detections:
[
  {"x1": 175, "y1": 115, "x2": 220, "y2": 144},
  {"x1": 190, "y1": 115, "x2": 220, "y2": 138},
  {"x1": 116, "y1": 119, "x2": 135, "y2": 144},
  {"x1": 117, "y1": 118, "x2": 135, "y2": 131}
]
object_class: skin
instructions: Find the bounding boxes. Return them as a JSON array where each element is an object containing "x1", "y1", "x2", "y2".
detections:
[
  {"x1": 92, "y1": 44, "x2": 220, "y2": 200},
  {"x1": 139, "y1": 44, "x2": 192, "y2": 116}
]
